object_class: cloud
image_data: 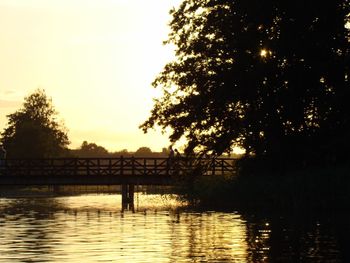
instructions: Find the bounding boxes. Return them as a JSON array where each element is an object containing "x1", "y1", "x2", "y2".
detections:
[
  {"x1": 0, "y1": 89, "x2": 22, "y2": 108},
  {"x1": 0, "y1": 89, "x2": 24, "y2": 100},
  {"x1": 0, "y1": 99, "x2": 21, "y2": 108}
]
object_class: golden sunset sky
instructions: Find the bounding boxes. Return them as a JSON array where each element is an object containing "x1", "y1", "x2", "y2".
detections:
[{"x1": 0, "y1": 0, "x2": 181, "y2": 152}]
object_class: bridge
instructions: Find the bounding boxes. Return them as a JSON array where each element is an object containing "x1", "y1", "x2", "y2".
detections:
[
  {"x1": 0, "y1": 157, "x2": 236, "y2": 185},
  {"x1": 0, "y1": 156, "x2": 236, "y2": 210}
]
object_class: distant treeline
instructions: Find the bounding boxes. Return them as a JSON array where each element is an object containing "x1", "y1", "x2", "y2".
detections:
[
  {"x1": 69, "y1": 141, "x2": 170, "y2": 158},
  {"x1": 69, "y1": 141, "x2": 241, "y2": 158}
]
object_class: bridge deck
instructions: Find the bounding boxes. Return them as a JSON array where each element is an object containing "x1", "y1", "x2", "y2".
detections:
[{"x1": 0, "y1": 157, "x2": 236, "y2": 186}]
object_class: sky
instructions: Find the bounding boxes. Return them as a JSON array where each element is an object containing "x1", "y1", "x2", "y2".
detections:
[{"x1": 0, "y1": 0, "x2": 182, "y2": 152}]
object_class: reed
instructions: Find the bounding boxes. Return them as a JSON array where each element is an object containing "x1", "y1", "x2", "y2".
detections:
[{"x1": 173, "y1": 164, "x2": 350, "y2": 211}]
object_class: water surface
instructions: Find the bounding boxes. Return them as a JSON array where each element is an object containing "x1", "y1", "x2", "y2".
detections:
[{"x1": 0, "y1": 193, "x2": 348, "y2": 262}]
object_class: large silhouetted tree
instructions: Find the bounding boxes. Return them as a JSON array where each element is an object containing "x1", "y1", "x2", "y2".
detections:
[
  {"x1": 0, "y1": 89, "x2": 70, "y2": 158},
  {"x1": 142, "y1": 0, "x2": 350, "y2": 170}
]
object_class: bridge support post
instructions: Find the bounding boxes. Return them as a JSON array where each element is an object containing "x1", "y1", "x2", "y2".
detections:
[
  {"x1": 53, "y1": 185, "x2": 60, "y2": 194},
  {"x1": 121, "y1": 184, "x2": 135, "y2": 212}
]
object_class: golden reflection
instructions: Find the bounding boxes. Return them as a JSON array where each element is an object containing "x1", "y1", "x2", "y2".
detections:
[
  {"x1": 41, "y1": 195, "x2": 251, "y2": 262},
  {"x1": 0, "y1": 194, "x2": 264, "y2": 262},
  {"x1": 167, "y1": 212, "x2": 249, "y2": 262},
  {"x1": 60, "y1": 193, "x2": 185, "y2": 212}
]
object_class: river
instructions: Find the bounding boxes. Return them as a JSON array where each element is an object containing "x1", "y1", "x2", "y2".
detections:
[{"x1": 0, "y1": 191, "x2": 348, "y2": 262}]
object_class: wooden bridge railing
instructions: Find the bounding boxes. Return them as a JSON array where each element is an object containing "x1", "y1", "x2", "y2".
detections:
[{"x1": 0, "y1": 157, "x2": 236, "y2": 177}]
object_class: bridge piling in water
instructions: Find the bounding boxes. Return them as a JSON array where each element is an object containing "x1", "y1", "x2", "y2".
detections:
[{"x1": 121, "y1": 184, "x2": 135, "y2": 211}]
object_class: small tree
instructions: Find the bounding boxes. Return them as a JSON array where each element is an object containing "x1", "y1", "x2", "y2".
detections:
[
  {"x1": 135, "y1": 146, "x2": 152, "y2": 156},
  {"x1": 77, "y1": 141, "x2": 109, "y2": 157},
  {"x1": 0, "y1": 89, "x2": 70, "y2": 158}
]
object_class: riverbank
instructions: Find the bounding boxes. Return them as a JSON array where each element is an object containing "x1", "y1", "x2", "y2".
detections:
[{"x1": 174, "y1": 164, "x2": 350, "y2": 212}]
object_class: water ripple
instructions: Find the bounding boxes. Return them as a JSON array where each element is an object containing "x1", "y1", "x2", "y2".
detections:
[{"x1": 0, "y1": 194, "x2": 347, "y2": 262}]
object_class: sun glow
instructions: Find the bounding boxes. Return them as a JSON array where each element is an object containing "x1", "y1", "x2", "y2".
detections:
[
  {"x1": 260, "y1": 49, "x2": 269, "y2": 57},
  {"x1": 0, "y1": 0, "x2": 181, "y2": 152}
]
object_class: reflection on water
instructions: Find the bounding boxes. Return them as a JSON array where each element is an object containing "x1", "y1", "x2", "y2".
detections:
[{"x1": 0, "y1": 194, "x2": 348, "y2": 262}]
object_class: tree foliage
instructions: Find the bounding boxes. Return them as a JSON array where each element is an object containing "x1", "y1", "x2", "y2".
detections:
[
  {"x1": 0, "y1": 89, "x2": 70, "y2": 158},
  {"x1": 142, "y1": 0, "x2": 350, "y2": 168}
]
